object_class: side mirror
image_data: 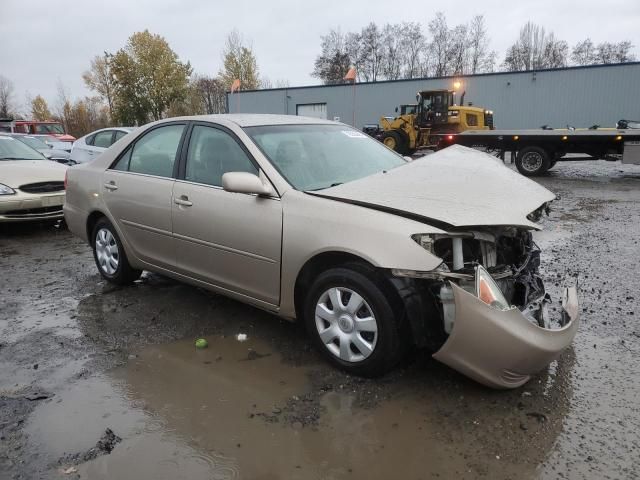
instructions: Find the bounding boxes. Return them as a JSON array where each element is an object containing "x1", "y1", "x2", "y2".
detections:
[
  {"x1": 222, "y1": 172, "x2": 272, "y2": 196},
  {"x1": 394, "y1": 107, "x2": 398, "y2": 113}
]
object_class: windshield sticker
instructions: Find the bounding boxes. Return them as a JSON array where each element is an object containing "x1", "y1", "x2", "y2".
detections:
[{"x1": 342, "y1": 130, "x2": 367, "y2": 138}]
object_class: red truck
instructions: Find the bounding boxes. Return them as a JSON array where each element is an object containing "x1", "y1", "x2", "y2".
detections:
[{"x1": 13, "y1": 121, "x2": 76, "y2": 142}]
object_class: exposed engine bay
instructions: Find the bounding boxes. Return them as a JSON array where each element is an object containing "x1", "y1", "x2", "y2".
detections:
[
  {"x1": 431, "y1": 228, "x2": 551, "y2": 331},
  {"x1": 391, "y1": 225, "x2": 564, "y2": 351}
]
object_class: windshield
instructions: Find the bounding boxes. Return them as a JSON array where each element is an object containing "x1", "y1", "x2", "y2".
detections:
[
  {"x1": 245, "y1": 124, "x2": 406, "y2": 191},
  {"x1": 17, "y1": 136, "x2": 48, "y2": 149},
  {"x1": 0, "y1": 136, "x2": 45, "y2": 160},
  {"x1": 33, "y1": 123, "x2": 65, "y2": 134}
]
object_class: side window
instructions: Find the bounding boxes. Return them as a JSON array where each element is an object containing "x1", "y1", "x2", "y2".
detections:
[
  {"x1": 185, "y1": 126, "x2": 258, "y2": 187},
  {"x1": 114, "y1": 130, "x2": 127, "y2": 142},
  {"x1": 85, "y1": 134, "x2": 96, "y2": 146},
  {"x1": 93, "y1": 131, "x2": 114, "y2": 148},
  {"x1": 123, "y1": 124, "x2": 185, "y2": 178}
]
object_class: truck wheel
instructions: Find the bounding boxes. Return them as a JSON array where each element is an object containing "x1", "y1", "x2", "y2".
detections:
[
  {"x1": 516, "y1": 147, "x2": 550, "y2": 176},
  {"x1": 382, "y1": 131, "x2": 406, "y2": 154}
]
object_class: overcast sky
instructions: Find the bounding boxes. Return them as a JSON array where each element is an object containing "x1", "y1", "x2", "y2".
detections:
[{"x1": 1, "y1": 0, "x2": 638, "y2": 112}]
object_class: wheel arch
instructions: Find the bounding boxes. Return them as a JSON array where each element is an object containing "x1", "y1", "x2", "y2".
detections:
[
  {"x1": 86, "y1": 210, "x2": 107, "y2": 245},
  {"x1": 293, "y1": 251, "x2": 386, "y2": 322}
]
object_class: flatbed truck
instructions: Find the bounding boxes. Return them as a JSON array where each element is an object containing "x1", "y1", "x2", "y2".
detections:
[{"x1": 439, "y1": 122, "x2": 640, "y2": 176}]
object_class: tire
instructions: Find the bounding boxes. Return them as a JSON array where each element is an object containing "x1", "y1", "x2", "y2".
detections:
[
  {"x1": 304, "y1": 265, "x2": 405, "y2": 377},
  {"x1": 382, "y1": 131, "x2": 406, "y2": 154},
  {"x1": 515, "y1": 146, "x2": 550, "y2": 176},
  {"x1": 92, "y1": 217, "x2": 142, "y2": 285}
]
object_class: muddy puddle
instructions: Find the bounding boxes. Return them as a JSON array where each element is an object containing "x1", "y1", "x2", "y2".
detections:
[{"x1": 24, "y1": 333, "x2": 579, "y2": 480}]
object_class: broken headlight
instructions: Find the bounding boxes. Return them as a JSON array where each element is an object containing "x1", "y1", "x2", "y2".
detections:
[
  {"x1": 476, "y1": 266, "x2": 510, "y2": 311},
  {"x1": 526, "y1": 202, "x2": 551, "y2": 223}
]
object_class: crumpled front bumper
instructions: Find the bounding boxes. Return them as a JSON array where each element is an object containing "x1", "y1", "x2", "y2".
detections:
[{"x1": 433, "y1": 282, "x2": 579, "y2": 389}]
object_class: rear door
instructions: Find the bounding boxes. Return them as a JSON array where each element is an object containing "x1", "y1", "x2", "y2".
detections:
[
  {"x1": 171, "y1": 123, "x2": 282, "y2": 305},
  {"x1": 102, "y1": 123, "x2": 187, "y2": 269}
]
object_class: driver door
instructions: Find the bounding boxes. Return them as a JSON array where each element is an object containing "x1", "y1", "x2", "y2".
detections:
[{"x1": 172, "y1": 124, "x2": 282, "y2": 305}]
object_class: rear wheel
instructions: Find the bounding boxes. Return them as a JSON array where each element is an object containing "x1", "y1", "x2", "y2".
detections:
[
  {"x1": 304, "y1": 266, "x2": 405, "y2": 377},
  {"x1": 92, "y1": 217, "x2": 141, "y2": 285},
  {"x1": 515, "y1": 146, "x2": 551, "y2": 176}
]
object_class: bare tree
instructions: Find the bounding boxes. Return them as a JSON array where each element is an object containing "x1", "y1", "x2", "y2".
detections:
[
  {"x1": 468, "y1": 15, "x2": 495, "y2": 74},
  {"x1": 399, "y1": 22, "x2": 425, "y2": 79},
  {"x1": 381, "y1": 24, "x2": 403, "y2": 80},
  {"x1": 503, "y1": 22, "x2": 567, "y2": 71},
  {"x1": 358, "y1": 23, "x2": 385, "y2": 81},
  {"x1": 311, "y1": 29, "x2": 351, "y2": 84},
  {"x1": 0, "y1": 75, "x2": 15, "y2": 118},
  {"x1": 594, "y1": 41, "x2": 636, "y2": 63},
  {"x1": 428, "y1": 12, "x2": 451, "y2": 76},
  {"x1": 193, "y1": 75, "x2": 227, "y2": 114},
  {"x1": 542, "y1": 33, "x2": 568, "y2": 68},
  {"x1": 571, "y1": 38, "x2": 596, "y2": 65},
  {"x1": 83, "y1": 52, "x2": 116, "y2": 119},
  {"x1": 345, "y1": 31, "x2": 364, "y2": 80},
  {"x1": 449, "y1": 24, "x2": 469, "y2": 75}
]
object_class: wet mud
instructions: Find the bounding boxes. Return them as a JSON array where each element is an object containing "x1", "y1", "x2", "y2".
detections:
[{"x1": 1, "y1": 159, "x2": 640, "y2": 479}]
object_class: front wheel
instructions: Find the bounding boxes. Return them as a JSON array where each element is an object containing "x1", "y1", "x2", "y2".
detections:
[
  {"x1": 382, "y1": 131, "x2": 406, "y2": 154},
  {"x1": 304, "y1": 266, "x2": 405, "y2": 377},
  {"x1": 92, "y1": 217, "x2": 142, "y2": 285}
]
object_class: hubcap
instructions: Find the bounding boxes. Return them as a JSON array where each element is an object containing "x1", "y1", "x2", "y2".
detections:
[
  {"x1": 314, "y1": 287, "x2": 378, "y2": 363},
  {"x1": 384, "y1": 137, "x2": 397, "y2": 149},
  {"x1": 521, "y1": 152, "x2": 543, "y2": 172},
  {"x1": 95, "y1": 228, "x2": 119, "y2": 275}
]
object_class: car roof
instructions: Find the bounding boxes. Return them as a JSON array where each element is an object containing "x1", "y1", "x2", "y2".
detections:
[{"x1": 187, "y1": 114, "x2": 337, "y2": 128}]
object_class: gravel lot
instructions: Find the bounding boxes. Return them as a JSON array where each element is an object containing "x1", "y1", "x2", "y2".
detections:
[{"x1": 1, "y1": 159, "x2": 639, "y2": 480}]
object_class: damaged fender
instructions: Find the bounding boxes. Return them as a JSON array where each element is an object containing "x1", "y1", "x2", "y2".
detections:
[{"x1": 433, "y1": 283, "x2": 579, "y2": 389}]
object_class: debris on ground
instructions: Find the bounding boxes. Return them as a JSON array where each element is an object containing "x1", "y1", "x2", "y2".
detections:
[{"x1": 58, "y1": 428, "x2": 122, "y2": 465}]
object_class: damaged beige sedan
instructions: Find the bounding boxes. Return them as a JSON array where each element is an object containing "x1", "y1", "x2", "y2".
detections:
[{"x1": 64, "y1": 115, "x2": 579, "y2": 388}]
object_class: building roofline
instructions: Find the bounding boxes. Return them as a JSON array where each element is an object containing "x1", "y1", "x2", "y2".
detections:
[{"x1": 231, "y1": 61, "x2": 640, "y2": 94}]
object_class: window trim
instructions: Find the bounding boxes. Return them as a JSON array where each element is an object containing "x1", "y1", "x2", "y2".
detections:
[
  {"x1": 108, "y1": 121, "x2": 189, "y2": 179},
  {"x1": 177, "y1": 121, "x2": 277, "y2": 196}
]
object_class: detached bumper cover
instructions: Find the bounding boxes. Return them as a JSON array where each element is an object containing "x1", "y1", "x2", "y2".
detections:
[{"x1": 433, "y1": 283, "x2": 579, "y2": 389}]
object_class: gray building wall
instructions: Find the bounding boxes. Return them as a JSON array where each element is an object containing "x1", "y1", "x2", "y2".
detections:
[{"x1": 228, "y1": 63, "x2": 640, "y2": 130}]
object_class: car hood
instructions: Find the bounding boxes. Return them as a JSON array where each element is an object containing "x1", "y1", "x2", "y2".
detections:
[
  {"x1": 43, "y1": 148, "x2": 71, "y2": 159},
  {"x1": 312, "y1": 145, "x2": 556, "y2": 230},
  {"x1": 0, "y1": 160, "x2": 67, "y2": 188}
]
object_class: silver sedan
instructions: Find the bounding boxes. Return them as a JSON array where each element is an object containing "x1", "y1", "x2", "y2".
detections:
[{"x1": 63, "y1": 114, "x2": 579, "y2": 388}]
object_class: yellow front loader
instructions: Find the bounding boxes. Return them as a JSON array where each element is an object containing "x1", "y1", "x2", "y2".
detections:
[{"x1": 379, "y1": 89, "x2": 493, "y2": 154}]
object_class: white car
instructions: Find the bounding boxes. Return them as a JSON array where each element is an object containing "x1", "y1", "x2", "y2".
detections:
[{"x1": 70, "y1": 127, "x2": 134, "y2": 164}]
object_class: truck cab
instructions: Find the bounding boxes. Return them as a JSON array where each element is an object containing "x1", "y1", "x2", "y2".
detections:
[{"x1": 13, "y1": 121, "x2": 76, "y2": 142}]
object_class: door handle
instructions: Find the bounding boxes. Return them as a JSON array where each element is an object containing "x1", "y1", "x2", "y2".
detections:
[
  {"x1": 104, "y1": 182, "x2": 118, "y2": 191},
  {"x1": 174, "y1": 195, "x2": 193, "y2": 207}
]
